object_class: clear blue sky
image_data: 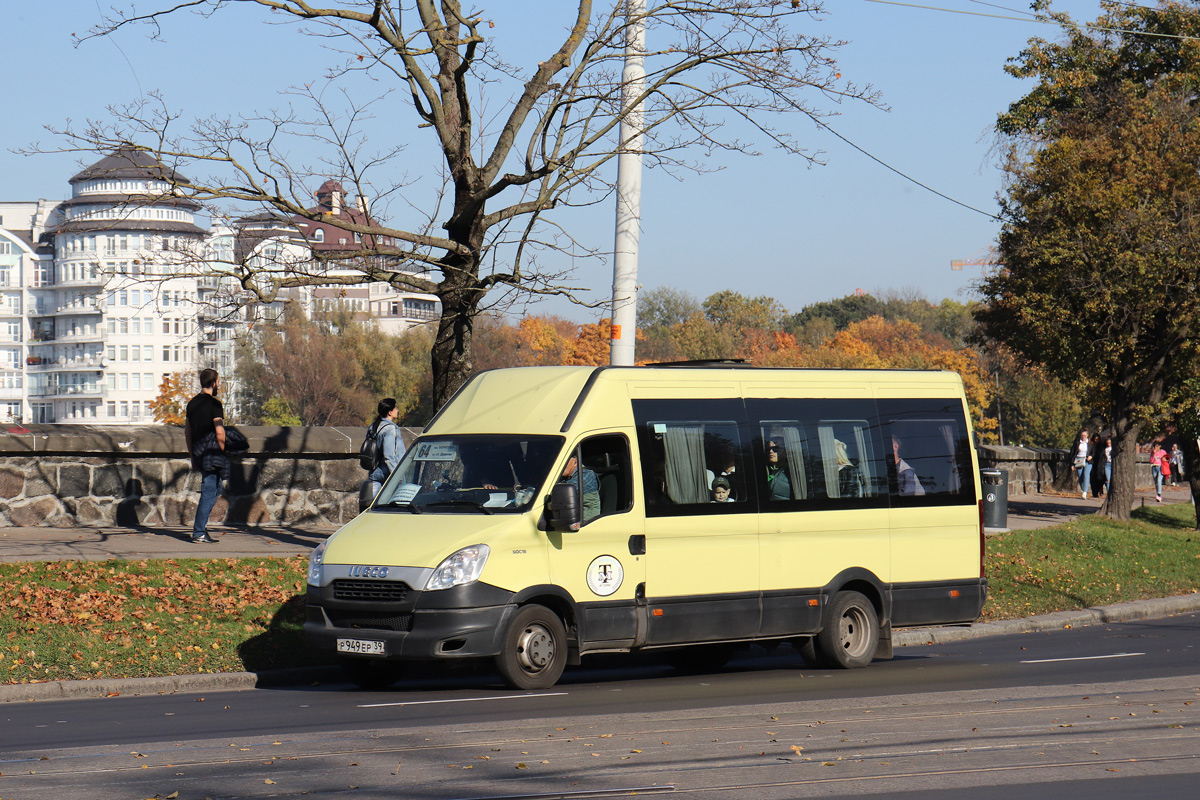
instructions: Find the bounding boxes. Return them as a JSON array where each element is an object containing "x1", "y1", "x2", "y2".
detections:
[{"x1": 2, "y1": 0, "x2": 1106, "y2": 320}]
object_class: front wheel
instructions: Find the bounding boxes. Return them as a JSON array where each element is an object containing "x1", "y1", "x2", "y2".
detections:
[
  {"x1": 494, "y1": 605, "x2": 567, "y2": 690},
  {"x1": 813, "y1": 591, "x2": 879, "y2": 669}
]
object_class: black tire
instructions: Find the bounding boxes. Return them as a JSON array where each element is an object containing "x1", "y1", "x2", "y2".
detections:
[
  {"x1": 494, "y1": 605, "x2": 567, "y2": 690},
  {"x1": 666, "y1": 643, "x2": 735, "y2": 674},
  {"x1": 796, "y1": 636, "x2": 826, "y2": 668},
  {"x1": 340, "y1": 657, "x2": 406, "y2": 690},
  {"x1": 814, "y1": 591, "x2": 879, "y2": 669}
]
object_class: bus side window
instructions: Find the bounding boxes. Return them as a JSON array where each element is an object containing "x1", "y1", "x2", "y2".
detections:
[
  {"x1": 878, "y1": 398, "x2": 976, "y2": 504},
  {"x1": 579, "y1": 434, "x2": 633, "y2": 520}
]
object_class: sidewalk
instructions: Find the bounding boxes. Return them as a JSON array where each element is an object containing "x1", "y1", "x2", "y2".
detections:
[
  {"x1": 997, "y1": 481, "x2": 1193, "y2": 532},
  {"x1": 0, "y1": 524, "x2": 332, "y2": 563},
  {"x1": 0, "y1": 483, "x2": 1192, "y2": 563}
]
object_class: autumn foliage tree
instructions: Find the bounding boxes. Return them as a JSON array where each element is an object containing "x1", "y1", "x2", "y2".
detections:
[
  {"x1": 473, "y1": 292, "x2": 997, "y2": 435},
  {"x1": 148, "y1": 372, "x2": 195, "y2": 426},
  {"x1": 978, "y1": 1, "x2": 1200, "y2": 520},
  {"x1": 235, "y1": 307, "x2": 432, "y2": 426}
]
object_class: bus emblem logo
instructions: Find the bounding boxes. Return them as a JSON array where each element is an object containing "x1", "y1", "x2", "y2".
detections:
[{"x1": 586, "y1": 555, "x2": 623, "y2": 597}]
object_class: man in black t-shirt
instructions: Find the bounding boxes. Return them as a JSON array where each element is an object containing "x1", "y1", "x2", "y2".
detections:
[{"x1": 184, "y1": 368, "x2": 226, "y2": 544}]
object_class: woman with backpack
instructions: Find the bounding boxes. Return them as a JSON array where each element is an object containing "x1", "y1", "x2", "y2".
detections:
[{"x1": 361, "y1": 398, "x2": 405, "y2": 508}]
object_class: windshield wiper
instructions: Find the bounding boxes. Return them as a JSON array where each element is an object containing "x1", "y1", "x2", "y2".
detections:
[
  {"x1": 377, "y1": 501, "x2": 423, "y2": 513},
  {"x1": 420, "y1": 499, "x2": 495, "y2": 515}
]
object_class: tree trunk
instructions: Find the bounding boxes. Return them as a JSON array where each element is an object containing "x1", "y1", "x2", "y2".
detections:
[
  {"x1": 1100, "y1": 416, "x2": 1141, "y2": 521},
  {"x1": 430, "y1": 285, "x2": 480, "y2": 412},
  {"x1": 1181, "y1": 435, "x2": 1200, "y2": 530}
]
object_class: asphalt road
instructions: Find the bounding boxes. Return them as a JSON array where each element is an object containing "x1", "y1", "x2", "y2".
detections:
[{"x1": 2, "y1": 613, "x2": 1197, "y2": 799}]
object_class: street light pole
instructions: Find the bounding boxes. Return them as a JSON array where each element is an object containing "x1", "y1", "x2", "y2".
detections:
[{"x1": 609, "y1": 0, "x2": 645, "y2": 367}]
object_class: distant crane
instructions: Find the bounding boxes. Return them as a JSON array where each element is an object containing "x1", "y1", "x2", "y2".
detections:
[{"x1": 951, "y1": 247, "x2": 1000, "y2": 271}]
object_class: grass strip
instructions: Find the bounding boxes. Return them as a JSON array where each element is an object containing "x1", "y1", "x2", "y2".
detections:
[
  {"x1": 1, "y1": 556, "x2": 332, "y2": 684},
  {"x1": 983, "y1": 501, "x2": 1200, "y2": 619},
  {"x1": 2, "y1": 503, "x2": 1198, "y2": 684}
]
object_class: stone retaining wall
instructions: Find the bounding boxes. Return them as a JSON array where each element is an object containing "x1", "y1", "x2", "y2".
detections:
[
  {"x1": 0, "y1": 424, "x2": 418, "y2": 529},
  {"x1": 0, "y1": 425, "x2": 1162, "y2": 528},
  {"x1": 977, "y1": 444, "x2": 1153, "y2": 495}
]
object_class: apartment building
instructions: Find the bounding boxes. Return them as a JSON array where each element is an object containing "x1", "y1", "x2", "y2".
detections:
[{"x1": 0, "y1": 153, "x2": 441, "y2": 424}]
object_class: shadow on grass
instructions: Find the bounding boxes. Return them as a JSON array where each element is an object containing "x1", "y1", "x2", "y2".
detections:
[
  {"x1": 1131, "y1": 504, "x2": 1197, "y2": 530},
  {"x1": 237, "y1": 595, "x2": 336, "y2": 673}
]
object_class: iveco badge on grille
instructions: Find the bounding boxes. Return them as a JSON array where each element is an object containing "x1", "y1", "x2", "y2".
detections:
[{"x1": 348, "y1": 565, "x2": 390, "y2": 578}]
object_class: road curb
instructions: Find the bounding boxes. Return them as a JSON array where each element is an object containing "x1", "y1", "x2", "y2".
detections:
[
  {"x1": 5, "y1": 594, "x2": 1199, "y2": 704},
  {"x1": 0, "y1": 666, "x2": 339, "y2": 704},
  {"x1": 893, "y1": 592, "x2": 1200, "y2": 646}
]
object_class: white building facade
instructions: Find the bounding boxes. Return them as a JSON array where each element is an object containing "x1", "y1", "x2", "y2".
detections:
[{"x1": 0, "y1": 152, "x2": 440, "y2": 425}]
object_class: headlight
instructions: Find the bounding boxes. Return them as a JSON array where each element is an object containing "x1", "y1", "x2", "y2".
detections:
[
  {"x1": 425, "y1": 544, "x2": 490, "y2": 591},
  {"x1": 307, "y1": 541, "x2": 327, "y2": 587}
]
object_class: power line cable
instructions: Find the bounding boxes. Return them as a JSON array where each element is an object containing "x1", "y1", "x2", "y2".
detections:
[
  {"x1": 864, "y1": 0, "x2": 1200, "y2": 42},
  {"x1": 810, "y1": 117, "x2": 1002, "y2": 221}
]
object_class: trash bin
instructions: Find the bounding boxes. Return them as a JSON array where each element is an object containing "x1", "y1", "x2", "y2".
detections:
[{"x1": 981, "y1": 468, "x2": 1008, "y2": 529}]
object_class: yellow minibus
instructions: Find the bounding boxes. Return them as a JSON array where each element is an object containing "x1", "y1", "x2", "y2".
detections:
[{"x1": 305, "y1": 365, "x2": 986, "y2": 689}]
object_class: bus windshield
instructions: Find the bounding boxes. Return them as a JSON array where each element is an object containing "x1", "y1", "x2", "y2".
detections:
[{"x1": 372, "y1": 434, "x2": 565, "y2": 513}]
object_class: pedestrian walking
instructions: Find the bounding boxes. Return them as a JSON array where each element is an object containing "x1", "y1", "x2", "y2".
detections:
[
  {"x1": 184, "y1": 368, "x2": 225, "y2": 544},
  {"x1": 364, "y1": 398, "x2": 405, "y2": 500},
  {"x1": 1103, "y1": 437, "x2": 1112, "y2": 497},
  {"x1": 1151, "y1": 442, "x2": 1168, "y2": 502},
  {"x1": 1073, "y1": 429, "x2": 1094, "y2": 500},
  {"x1": 1170, "y1": 444, "x2": 1184, "y2": 485}
]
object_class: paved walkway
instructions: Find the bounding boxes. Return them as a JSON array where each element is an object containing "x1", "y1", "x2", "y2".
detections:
[
  {"x1": 0, "y1": 483, "x2": 1192, "y2": 563},
  {"x1": 0, "y1": 524, "x2": 332, "y2": 563},
  {"x1": 997, "y1": 481, "x2": 1193, "y2": 532}
]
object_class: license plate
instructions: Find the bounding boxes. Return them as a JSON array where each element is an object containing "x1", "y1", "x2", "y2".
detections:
[{"x1": 337, "y1": 638, "x2": 385, "y2": 656}]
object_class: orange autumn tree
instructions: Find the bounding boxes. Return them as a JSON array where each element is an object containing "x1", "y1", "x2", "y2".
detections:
[
  {"x1": 148, "y1": 372, "x2": 196, "y2": 426},
  {"x1": 565, "y1": 319, "x2": 612, "y2": 366},
  {"x1": 817, "y1": 316, "x2": 996, "y2": 436}
]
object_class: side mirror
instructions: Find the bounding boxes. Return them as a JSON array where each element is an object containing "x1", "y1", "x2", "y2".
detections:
[{"x1": 546, "y1": 482, "x2": 582, "y2": 532}]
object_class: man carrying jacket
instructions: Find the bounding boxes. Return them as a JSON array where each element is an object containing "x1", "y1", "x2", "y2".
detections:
[{"x1": 185, "y1": 368, "x2": 225, "y2": 544}]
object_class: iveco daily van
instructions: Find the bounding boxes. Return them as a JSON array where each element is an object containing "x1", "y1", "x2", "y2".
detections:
[{"x1": 305, "y1": 365, "x2": 987, "y2": 689}]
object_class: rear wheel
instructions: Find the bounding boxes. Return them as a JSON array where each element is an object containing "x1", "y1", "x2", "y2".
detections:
[
  {"x1": 814, "y1": 591, "x2": 879, "y2": 669},
  {"x1": 796, "y1": 636, "x2": 825, "y2": 668},
  {"x1": 494, "y1": 605, "x2": 567, "y2": 690},
  {"x1": 340, "y1": 657, "x2": 406, "y2": 690}
]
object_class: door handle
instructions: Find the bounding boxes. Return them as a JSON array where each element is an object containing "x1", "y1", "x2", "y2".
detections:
[{"x1": 628, "y1": 534, "x2": 646, "y2": 555}]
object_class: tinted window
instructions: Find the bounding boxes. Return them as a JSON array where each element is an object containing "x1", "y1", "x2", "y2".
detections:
[
  {"x1": 632, "y1": 399, "x2": 752, "y2": 516},
  {"x1": 879, "y1": 398, "x2": 976, "y2": 506},
  {"x1": 748, "y1": 399, "x2": 889, "y2": 511}
]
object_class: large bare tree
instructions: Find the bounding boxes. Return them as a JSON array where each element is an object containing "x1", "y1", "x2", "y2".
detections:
[{"x1": 50, "y1": 0, "x2": 879, "y2": 408}]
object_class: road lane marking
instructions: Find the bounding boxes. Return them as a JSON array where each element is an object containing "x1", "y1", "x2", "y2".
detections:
[
  {"x1": 358, "y1": 692, "x2": 567, "y2": 708},
  {"x1": 1020, "y1": 652, "x2": 1145, "y2": 664}
]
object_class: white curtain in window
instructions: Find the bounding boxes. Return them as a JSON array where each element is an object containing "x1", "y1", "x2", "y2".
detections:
[
  {"x1": 780, "y1": 427, "x2": 807, "y2": 500},
  {"x1": 853, "y1": 425, "x2": 873, "y2": 496},
  {"x1": 664, "y1": 425, "x2": 709, "y2": 504},
  {"x1": 940, "y1": 423, "x2": 961, "y2": 492},
  {"x1": 818, "y1": 425, "x2": 840, "y2": 499}
]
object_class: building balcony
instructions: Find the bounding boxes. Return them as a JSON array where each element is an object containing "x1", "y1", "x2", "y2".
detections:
[
  {"x1": 51, "y1": 300, "x2": 105, "y2": 316},
  {"x1": 55, "y1": 275, "x2": 108, "y2": 289},
  {"x1": 28, "y1": 384, "x2": 106, "y2": 398},
  {"x1": 25, "y1": 356, "x2": 105, "y2": 371},
  {"x1": 0, "y1": 333, "x2": 22, "y2": 344},
  {"x1": 54, "y1": 330, "x2": 107, "y2": 344}
]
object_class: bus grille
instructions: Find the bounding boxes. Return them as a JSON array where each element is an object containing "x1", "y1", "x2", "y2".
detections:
[
  {"x1": 328, "y1": 610, "x2": 413, "y2": 632},
  {"x1": 332, "y1": 579, "x2": 410, "y2": 602}
]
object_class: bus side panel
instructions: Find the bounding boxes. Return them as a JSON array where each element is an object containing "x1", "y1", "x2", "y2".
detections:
[
  {"x1": 758, "y1": 508, "x2": 890, "y2": 635},
  {"x1": 643, "y1": 514, "x2": 760, "y2": 645}
]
